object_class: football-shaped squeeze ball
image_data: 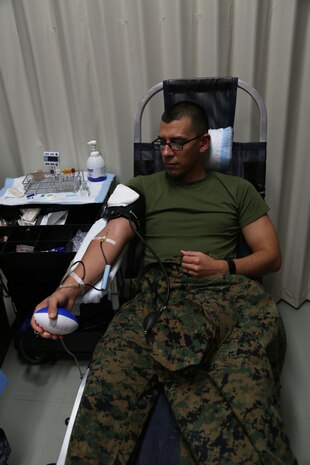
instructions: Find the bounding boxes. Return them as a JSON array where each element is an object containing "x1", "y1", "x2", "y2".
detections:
[{"x1": 34, "y1": 307, "x2": 79, "y2": 335}]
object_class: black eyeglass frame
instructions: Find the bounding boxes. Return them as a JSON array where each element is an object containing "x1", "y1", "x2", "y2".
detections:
[{"x1": 151, "y1": 133, "x2": 206, "y2": 152}]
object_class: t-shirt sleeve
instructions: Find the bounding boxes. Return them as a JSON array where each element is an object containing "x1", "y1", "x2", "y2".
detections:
[{"x1": 237, "y1": 179, "x2": 270, "y2": 228}]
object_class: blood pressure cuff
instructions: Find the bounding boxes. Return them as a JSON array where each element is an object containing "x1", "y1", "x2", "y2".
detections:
[{"x1": 102, "y1": 184, "x2": 145, "y2": 229}]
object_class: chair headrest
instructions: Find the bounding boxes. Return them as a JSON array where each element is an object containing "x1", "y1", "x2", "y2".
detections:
[{"x1": 206, "y1": 126, "x2": 233, "y2": 172}]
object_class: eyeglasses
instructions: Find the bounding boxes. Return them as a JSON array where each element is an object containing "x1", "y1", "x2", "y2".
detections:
[{"x1": 151, "y1": 133, "x2": 205, "y2": 152}]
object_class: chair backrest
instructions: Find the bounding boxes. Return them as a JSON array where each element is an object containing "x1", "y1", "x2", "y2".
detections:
[{"x1": 126, "y1": 77, "x2": 267, "y2": 278}]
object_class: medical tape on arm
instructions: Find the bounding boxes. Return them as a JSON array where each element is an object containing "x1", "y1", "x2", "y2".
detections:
[
  {"x1": 58, "y1": 269, "x2": 85, "y2": 291},
  {"x1": 92, "y1": 235, "x2": 116, "y2": 245},
  {"x1": 69, "y1": 271, "x2": 85, "y2": 289}
]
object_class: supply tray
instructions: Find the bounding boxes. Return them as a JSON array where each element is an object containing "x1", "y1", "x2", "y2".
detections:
[{"x1": 22, "y1": 170, "x2": 83, "y2": 194}]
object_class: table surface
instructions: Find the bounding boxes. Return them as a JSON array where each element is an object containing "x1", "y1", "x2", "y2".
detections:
[{"x1": 0, "y1": 173, "x2": 115, "y2": 206}]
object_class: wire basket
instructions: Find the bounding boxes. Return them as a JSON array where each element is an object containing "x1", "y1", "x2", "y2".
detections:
[{"x1": 22, "y1": 171, "x2": 82, "y2": 194}]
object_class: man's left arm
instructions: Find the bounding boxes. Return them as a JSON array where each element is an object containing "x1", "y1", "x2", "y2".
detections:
[
  {"x1": 181, "y1": 214, "x2": 281, "y2": 278},
  {"x1": 233, "y1": 213, "x2": 282, "y2": 277}
]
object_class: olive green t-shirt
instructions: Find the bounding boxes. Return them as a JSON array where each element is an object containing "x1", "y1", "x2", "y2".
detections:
[{"x1": 127, "y1": 171, "x2": 269, "y2": 264}]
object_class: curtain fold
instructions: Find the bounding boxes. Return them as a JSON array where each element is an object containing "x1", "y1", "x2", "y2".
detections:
[{"x1": 0, "y1": 0, "x2": 309, "y2": 307}]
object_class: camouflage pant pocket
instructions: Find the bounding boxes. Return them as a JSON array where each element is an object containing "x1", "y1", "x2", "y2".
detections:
[{"x1": 151, "y1": 298, "x2": 236, "y2": 372}]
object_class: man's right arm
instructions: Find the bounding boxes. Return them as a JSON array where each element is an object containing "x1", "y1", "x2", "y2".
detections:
[{"x1": 31, "y1": 217, "x2": 135, "y2": 339}]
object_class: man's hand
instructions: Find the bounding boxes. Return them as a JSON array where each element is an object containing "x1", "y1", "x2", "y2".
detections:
[
  {"x1": 181, "y1": 250, "x2": 227, "y2": 277},
  {"x1": 31, "y1": 287, "x2": 79, "y2": 340}
]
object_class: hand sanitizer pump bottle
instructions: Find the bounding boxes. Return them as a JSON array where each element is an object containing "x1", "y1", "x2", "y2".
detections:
[{"x1": 87, "y1": 140, "x2": 107, "y2": 182}]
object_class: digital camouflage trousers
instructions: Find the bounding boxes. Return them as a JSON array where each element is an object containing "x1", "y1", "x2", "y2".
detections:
[{"x1": 65, "y1": 259, "x2": 297, "y2": 465}]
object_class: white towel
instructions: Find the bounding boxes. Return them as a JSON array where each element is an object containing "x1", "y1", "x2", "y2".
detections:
[
  {"x1": 207, "y1": 126, "x2": 233, "y2": 171},
  {"x1": 107, "y1": 184, "x2": 139, "y2": 206}
]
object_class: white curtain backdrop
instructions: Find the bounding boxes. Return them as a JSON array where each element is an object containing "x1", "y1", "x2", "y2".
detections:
[{"x1": 0, "y1": 0, "x2": 309, "y2": 307}]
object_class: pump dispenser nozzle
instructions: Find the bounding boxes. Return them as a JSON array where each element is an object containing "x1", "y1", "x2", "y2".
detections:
[{"x1": 87, "y1": 140, "x2": 99, "y2": 156}]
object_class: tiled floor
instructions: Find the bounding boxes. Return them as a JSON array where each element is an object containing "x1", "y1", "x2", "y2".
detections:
[
  {"x1": 0, "y1": 300, "x2": 309, "y2": 465},
  {"x1": 279, "y1": 300, "x2": 310, "y2": 465},
  {"x1": 0, "y1": 343, "x2": 89, "y2": 465}
]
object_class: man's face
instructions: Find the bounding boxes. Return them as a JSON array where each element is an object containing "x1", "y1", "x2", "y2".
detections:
[{"x1": 158, "y1": 116, "x2": 210, "y2": 182}]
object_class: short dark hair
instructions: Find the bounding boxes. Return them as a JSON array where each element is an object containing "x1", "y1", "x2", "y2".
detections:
[{"x1": 161, "y1": 101, "x2": 209, "y2": 134}]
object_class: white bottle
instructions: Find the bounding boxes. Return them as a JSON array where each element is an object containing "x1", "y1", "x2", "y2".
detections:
[{"x1": 87, "y1": 140, "x2": 107, "y2": 182}]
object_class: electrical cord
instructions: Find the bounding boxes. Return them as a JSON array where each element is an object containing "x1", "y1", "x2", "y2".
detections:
[{"x1": 60, "y1": 338, "x2": 85, "y2": 379}]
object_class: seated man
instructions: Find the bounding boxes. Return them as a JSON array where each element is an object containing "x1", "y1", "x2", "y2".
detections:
[{"x1": 31, "y1": 102, "x2": 296, "y2": 464}]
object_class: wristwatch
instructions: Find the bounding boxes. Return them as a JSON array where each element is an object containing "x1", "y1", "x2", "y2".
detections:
[{"x1": 226, "y1": 259, "x2": 236, "y2": 274}]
